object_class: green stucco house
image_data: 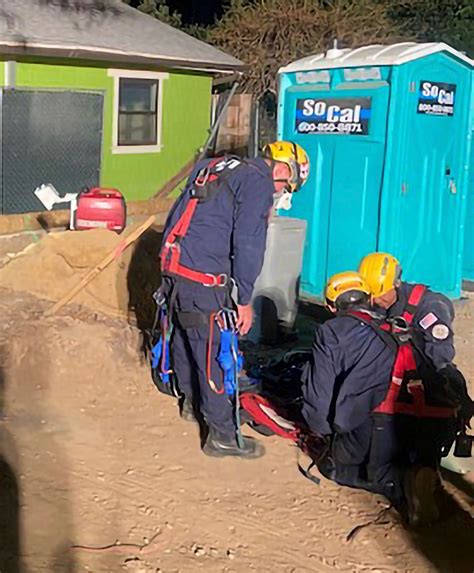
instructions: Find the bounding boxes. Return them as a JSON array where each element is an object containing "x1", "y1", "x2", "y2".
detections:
[{"x1": 0, "y1": 0, "x2": 244, "y2": 214}]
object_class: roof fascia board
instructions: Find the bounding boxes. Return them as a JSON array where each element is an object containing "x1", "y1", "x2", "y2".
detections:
[{"x1": 0, "y1": 41, "x2": 246, "y2": 74}]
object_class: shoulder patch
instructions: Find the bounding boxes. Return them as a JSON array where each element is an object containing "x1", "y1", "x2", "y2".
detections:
[
  {"x1": 419, "y1": 312, "x2": 438, "y2": 330},
  {"x1": 432, "y1": 324, "x2": 450, "y2": 340}
]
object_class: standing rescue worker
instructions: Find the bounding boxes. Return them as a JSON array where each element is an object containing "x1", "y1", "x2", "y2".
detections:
[
  {"x1": 159, "y1": 142, "x2": 310, "y2": 459},
  {"x1": 301, "y1": 271, "x2": 463, "y2": 525},
  {"x1": 358, "y1": 252, "x2": 473, "y2": 421}
]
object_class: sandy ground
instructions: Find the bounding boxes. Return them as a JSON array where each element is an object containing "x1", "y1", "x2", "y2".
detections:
[{"x1": 0, "y1": 230, "x2": 473, "y2": 573}]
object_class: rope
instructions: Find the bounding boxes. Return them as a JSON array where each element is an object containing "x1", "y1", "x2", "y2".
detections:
[
  {"x1": 346, "y1": 505, "x2": 393, "y2": 542},
  {"x1": 297, "y1": 450, "x2": 321, "y2": 486},
  {"x1": 71, "y1": 532, "x2": 161, "y2": 555},
  {"x1": 160, "y1": 313, "x2": 173, "y2": 376}
]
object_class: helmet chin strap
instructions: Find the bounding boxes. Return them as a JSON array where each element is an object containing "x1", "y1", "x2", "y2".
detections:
[
  {"x1": 273, "y1": 165, "x2": 295, "y2": 210},
  {"x1": 273, "y1": 173, "x2": 297, "y2": 194}
]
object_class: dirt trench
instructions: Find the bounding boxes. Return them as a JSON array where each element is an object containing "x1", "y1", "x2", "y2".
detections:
[
  {"x1": 0, "y1": 226, "x2": 472, "y2": 573},
  {"x1": 0, "y1": 287, "x2": 472, "y2": 573}
]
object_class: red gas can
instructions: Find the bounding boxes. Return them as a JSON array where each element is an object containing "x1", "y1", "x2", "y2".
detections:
[{"x1": 75, "y1": 187, "x2": 126, "y2": 233}]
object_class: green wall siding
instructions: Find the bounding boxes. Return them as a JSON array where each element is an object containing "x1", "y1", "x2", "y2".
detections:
[
  {"x1": 1, "y1": 59, "x2": 211, "y2": 201},
  {"x1": 103, "y1": 72, "x2": 211, "y2": 199}
]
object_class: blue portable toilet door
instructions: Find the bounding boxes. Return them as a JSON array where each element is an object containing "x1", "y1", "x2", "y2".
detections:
[
  {"x1": 463, "y1": 131, "x2": 474, "y2": 282},
  {"x1": 281, "y1": 87, "x2": 335, "y2": 296},
  {"x1": 282, "y1": 82, "x2": 390, "y2": 296},
  {"x1": 385, "y1": 58, "x2": 471, "y2": 297}
]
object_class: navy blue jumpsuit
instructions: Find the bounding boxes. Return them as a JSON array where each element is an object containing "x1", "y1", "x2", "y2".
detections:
[
  {"x1": 388, "y1": 282, "x2": 455, "y2": 371},
  {"x1": 389, "y1": 283, "x2": 472, "y2": 415},
  {"x1": 161, "y1": 157, "x2": 275, "y2": 438},
  {"x1": 302, "y1": 309, "x2": 460, "y2": 504},
  {"x1": 301, "y1": 313, "x2": 399, "y2": 495}
]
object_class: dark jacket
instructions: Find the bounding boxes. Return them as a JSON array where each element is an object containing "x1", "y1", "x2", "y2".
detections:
[
  {"x1": 387, "y1": 282, "x2": 455, "y2": 371},
  {"x1": 162, "y1": 157, "x2": 274, "y2": 305},
  {"x1": 302, "y1": 311, "x2": 395, "y2": 435}
]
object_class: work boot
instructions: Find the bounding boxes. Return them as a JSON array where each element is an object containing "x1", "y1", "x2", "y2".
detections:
[
  {"x1": 316, "y1": 454, "x2": 337, "y2": 482},
  {"x1": 179, "y1": 397, "x2": 196, "y2": 423},
  {"x1": 404, "y1": 466, "x2": 441, "y2": 527},
  {"x1": 202, "y1": 427, "x2": 265, "y2": 459}
]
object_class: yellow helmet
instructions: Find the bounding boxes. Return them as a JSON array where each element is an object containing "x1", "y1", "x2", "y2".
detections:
[
  {"x1": 358, "y1": 252, "x2": 402, "y2": 297},
  {"x1": 262, "y1": 140, "x2": 310, "y2": 192},
  {"x1": 325, "y1": 271, "x2": 371, "y2": 311}
]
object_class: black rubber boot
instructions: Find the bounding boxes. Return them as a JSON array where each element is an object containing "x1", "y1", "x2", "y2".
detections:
[
  {"x1": 202, "y1": 427, "x2": 265, "y2": 459},
  {"x1": 180, "y1": 397, "x2": 197, "y2": 423}
]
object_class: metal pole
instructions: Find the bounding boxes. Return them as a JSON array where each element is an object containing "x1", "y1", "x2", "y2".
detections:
[
  {"x1": 252, "y1": 99, "x2": 260, "y2": 158},
  {"x1": 197, "y1": 78, "x2": 241, "y2": 162}
]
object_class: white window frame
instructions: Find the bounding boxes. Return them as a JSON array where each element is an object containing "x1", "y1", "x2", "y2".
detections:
[{"x1": 108, "y1": 69, "x2": 169, "y2": 155}]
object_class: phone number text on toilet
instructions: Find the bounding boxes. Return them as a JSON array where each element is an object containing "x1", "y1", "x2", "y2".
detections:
[{"x1": 295, "y1": 97, "x2": 372, "y2": 136}]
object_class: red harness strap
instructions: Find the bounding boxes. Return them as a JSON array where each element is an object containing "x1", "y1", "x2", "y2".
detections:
[
  {"x1": 402, "y1": 284, "x2": 426, "y2": 325},
  {"x1": 373, "y1": 344, "x2": 456, "y2": 418},
  {"x1": 160, "y1": 159, "x2": 233, "y2": 287},
  {"x1": 348, "y1": 293, "x2": 456, "y2": 419},
  {"x1": 161, "y1": 198, "x2": 227, "y2": 287},
  {"x1": 374, "y1": 344, "x2": 416, "y2": 415},
  {"x1": 239, "y1": 393, "x2": 328, "y2": 457}
]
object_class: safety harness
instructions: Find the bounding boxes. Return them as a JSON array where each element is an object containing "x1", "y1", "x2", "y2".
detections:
[
  {"x1": 214, "y1": 309, "x2": 246, "y2": 447},
  {"x1": 156, "y1": 156, "x2": 267, "y2": 443},
  {"x1": 150, "y1": 288, "x2": 179, "y2": 397},
  {"x1": 152, "y1": 154, "x2": 243, "y2": 395},
  {"x1": 150, "y1": 299, "x2": 246, "y2": 440},
  {"x1": 151, "y1": 306, "x2": 172, "y2": 384},
  {"x1": 347, "y1": 285, "x2": 457, "y2": 419},
  {"x1": 160, "y1": 156, "x2": 244, "y2": 287},
  {"x1": 215, "y1": 309, "x2": 243, "y2": 397}
]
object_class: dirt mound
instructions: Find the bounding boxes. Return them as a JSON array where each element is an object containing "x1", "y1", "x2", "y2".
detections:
[{"x1": 0, "y1": 227, "x2": 160, "y2": 319}]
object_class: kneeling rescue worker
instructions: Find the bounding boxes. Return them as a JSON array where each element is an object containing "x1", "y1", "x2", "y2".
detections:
[
  {"x1": 301, "y1": 271, "x2": 471, "y2": 525},
  {"x1": 358, "y1": 252, "x2": 473, "y2": 423},
  {"x1": 158, "y1": 142, "x2": 310, "y2": 458}
]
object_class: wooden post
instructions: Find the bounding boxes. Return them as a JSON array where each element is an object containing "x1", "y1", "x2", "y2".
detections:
[{"x1": 213, "y1": 93, "x2": 253, "y2": 156}]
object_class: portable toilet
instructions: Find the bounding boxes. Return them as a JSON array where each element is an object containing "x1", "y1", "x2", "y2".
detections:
[
  {"x1": 462, "y1": 72, "x2": 474, "y2": 285},
  {"x1": 278, "y1": 42, "x2": 474, "y2": 299},
  {"x1": 463, "y1": 132, "x2": 474, "y2": 284}
]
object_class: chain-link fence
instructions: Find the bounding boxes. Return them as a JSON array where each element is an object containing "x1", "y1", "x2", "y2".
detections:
[{"x1": 1, "y1": 89, "x2": 103, "y2": 214}]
